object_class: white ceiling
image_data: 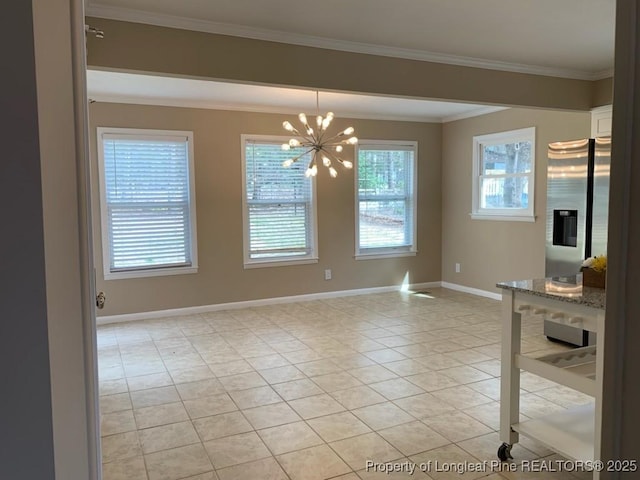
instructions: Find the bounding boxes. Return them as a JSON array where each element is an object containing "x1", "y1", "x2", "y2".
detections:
[
  {"x1": 85, "y1": 0, "x2": 615, "y2": 80},
  {"x1": 87, "y1": 70, "x2": 507, "y2": 123}
]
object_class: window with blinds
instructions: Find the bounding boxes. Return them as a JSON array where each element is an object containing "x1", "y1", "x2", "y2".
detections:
[
  {"x1": 355, "y1": 141, "x2": 417, "y2": 257},
  {"x1": 97, "y1": 128, "x2": 198, "y2": 279},
  {"x1": 242, "y1": 136, "x2": 317, "y2": 267}
]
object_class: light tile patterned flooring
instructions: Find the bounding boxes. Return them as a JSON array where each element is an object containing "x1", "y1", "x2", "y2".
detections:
[{"x1": 98, "y1": 288, "x2": 593, "y2": 480}]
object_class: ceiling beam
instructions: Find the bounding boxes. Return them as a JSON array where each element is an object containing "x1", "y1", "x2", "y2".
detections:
[{"x1": 86, "y1": 17, "x2": 610, "y2": 111}]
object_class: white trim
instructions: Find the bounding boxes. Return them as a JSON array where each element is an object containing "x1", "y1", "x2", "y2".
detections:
[
  {"x1": 590, "y1": 104, "x2": 614, "y2": 114},
  {"x1": 440, "y1": 281, "x2": 502, "y2": 301},
  {"x1": 471, "y1": 127, "x2": 536, "y2": 221},
  {"x1": 592, "y1": 68, "x2": 615, "y2": 81},
  {"x1": 105, "y1": 266, "x2": 198, "y2": 280},
  {"x1": 96, "y1": 127, "x2": 199, "y2": 280},
  {"x1": 355, "y1": 251, "x2": 417, "y2": 260},
  {"x1": 87, "y1": 93, "x2": 437, "y2": 123},
  {"x1": 85, "y1": 4, "x2": 609, "y2": 81},
  {"x1": 87, "y1": 91, "x2": 511, "y2": 125},
  {"x1": 469, "y1": 213, "x2": 536, "y2": 223},
  {"x1": 243, "y1": 258, "x2": 319, "y2": 269},
  {"x1": 355, "y1": 140, "x2": 418, "y2": 257},
  {"x1": 96, "y1": 281, "x2": 443, "y2": 325},
  {"x1": 442, "y1": 106, "x2": 510, "y2": 124}
]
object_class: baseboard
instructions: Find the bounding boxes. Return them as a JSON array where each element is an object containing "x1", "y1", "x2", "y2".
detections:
[
  {"x1": 97, "y1": 281, "x2": 443, "y2": 325},
  {"x1": 440, "y1": 281, "x2": 502, "y2": 301}
]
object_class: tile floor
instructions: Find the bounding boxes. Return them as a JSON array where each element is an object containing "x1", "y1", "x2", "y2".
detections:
[{"x1": 98, "y1": 288, "x2": 593, "y2": 480}]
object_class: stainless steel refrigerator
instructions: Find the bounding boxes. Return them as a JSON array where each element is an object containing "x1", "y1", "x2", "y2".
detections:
[{"x1": 544, "y1": 137, "x2": 610, "y2": 346}]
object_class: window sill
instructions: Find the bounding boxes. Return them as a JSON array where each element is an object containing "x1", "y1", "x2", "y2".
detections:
[
  {"x1": 355, "y1": 251, "x2": 417, "y2": 260},
  {"x1": 470, "y1": 213, "x2": 536, "y2": 222},
  {"x1": 104, "y1": 265, "x2": 198, "y2": 280},
  {"x1": 244, "y1": 257, "x2": 319, "y2": 269}
]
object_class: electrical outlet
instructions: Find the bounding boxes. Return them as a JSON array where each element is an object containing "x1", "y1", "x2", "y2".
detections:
[
  {"x1": 455, "y1": 263, "x2": 461, "y2": 273},
  {"x1": 324, "y1": 269, "x2": 332, "y2": 280}
]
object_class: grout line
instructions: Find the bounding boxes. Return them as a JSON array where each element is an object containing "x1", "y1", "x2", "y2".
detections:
[{"x1": 98, "y1": 291, "x2": 579, "y2": 479}]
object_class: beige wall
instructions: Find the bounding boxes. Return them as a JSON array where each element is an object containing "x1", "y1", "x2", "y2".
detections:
[
  {"x1": 90, "y1": 103, "x2": 442, "y2": 316},
  {"x1": 441, "y1": 108, "x2": 590, "y2": 293},
  {"x1": 86, "y1": 17, "x2": 601, "y2": 111},
  {"x1": 592, "y1": 77, "x2": 614, "y2": 107}
]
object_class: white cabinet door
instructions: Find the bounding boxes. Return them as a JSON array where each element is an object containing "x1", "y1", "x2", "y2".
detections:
[{"x1": 591, "y1": 105, "x2": 612, "y2": 137}]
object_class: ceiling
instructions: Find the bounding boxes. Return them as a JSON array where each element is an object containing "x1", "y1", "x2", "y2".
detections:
[
  {"x1": 85, "y1": 0, "x2": 614, "y2": 120},
  {"x1": 87, "y1": 70, "x2": 507, "y2": 123},
  {"x1": 85, "y1": 0, "x2": 615, "y2": 80}
]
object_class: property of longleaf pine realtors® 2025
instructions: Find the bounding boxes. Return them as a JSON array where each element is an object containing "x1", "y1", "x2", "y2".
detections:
[{"x1": 363, "y1": 460, "x2": 618, "y2": 475}]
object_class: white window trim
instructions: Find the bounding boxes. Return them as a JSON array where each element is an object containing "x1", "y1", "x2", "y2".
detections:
[
  {"x1": 241, "y1": 134, "x2": 319, "y2": 269},
  {"x1": 354, "y1": 139, "x2": 418, "y2": 260},
  {"x1": 471, "y1": 126, "x2": 536, "y2": 221},
  {"x1": 96, "y1": 127, "x2": 199, "y2": 280}
]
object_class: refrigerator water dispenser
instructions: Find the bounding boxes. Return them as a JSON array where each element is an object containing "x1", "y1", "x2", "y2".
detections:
[{"x1": 552, "y1": 209, "x2": 578, "y2": 247}]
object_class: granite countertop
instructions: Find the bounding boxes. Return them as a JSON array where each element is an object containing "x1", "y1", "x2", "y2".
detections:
[{"x1": 497, "y1": 274, "x2": 606, "y2": 309}]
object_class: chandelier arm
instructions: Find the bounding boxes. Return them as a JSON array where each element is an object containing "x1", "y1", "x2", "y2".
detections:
[
  {"x1": 290, "y1": 147, "x2": 316, "y2": 164},
  {"x1": 320, "y1": 146, "x2": 348, "y2": 166},
  {"x1": 298, "y1": 139, "x2": 315, "y2": 148},
  {"x1": 323, "y1": 141, "x2": 350, "y2": 147},
  {"x1": 320, "y1": 131, "x2": 350, "y2": 144}
]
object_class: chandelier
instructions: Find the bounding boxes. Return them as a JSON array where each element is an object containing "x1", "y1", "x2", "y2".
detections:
[{"x1": 281, "y1": 93, "x2": 357, "y2": 178}]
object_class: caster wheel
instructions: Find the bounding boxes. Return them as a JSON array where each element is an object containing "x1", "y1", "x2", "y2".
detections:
[{"x1": 497, "y1": 442, "x2": 513, "y2": 461}]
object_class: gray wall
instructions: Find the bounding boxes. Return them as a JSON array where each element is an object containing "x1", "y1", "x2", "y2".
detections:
[{"x1": 0, "y1": 1, "x2": 55, "y2": 478}]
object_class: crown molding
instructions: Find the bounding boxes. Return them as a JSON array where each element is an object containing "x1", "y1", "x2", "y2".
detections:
[
  {"x1": 89, "y1": 92, "x2": 507, "y2": 123},
  {"x1": 86, "y1": 4, "x2": 610, "y2": 82},
  {"x1": 442, "y1": 106, "x2": 510, "y2": 123},
  {"x1": 592, "y1": 68, "x2": 615, "y2": 81}
]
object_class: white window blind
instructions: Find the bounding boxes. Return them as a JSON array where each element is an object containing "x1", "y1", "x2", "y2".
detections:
[
  {"x1": 243, "y1": 138, "x2": 317, "y2": 266},
  {"x1": 356, "y1": 142, "x2": 417, "y2": 256},
  {"x1": 98, "y1": 129, "x2": 197, "y2": 278}
]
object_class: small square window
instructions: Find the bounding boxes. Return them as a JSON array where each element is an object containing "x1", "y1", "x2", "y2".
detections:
[{"x1": 471, "y1": 127, "x2": 536, "y2": 222}]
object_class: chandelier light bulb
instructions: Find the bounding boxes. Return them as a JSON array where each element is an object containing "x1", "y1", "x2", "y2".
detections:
[
  {"x1": 322, "y1": 156, "x2": 331, "y2": 167},
  {"x1": 305, "y1": 168, "x2": 313, "y2": 177},
  {"x1": 343, "y1": 126, "x2": 355, "y2": 135},
  {"x1": 282, "y1": 159, "x2": 294, "y2": 167},
  {"x1": 322, "y1": 117, "x2": 331, "y2": 130},
  {"x1": 281, "y1": 143, "x2": 291, "y2": 151},
  {"x1": 326, "y1": 112, "x2": 334, "y2": 121},
  {"x1": 306, "y1": 127, "x2": 314, "y2": 136},
  {"x1": 342, "y1": 160, "x2": 353, "y2": 169},
  {"x1": 329, "y1": 167, "x2": 338, "y2": 178},
  {"x1": 311, "y1": 164, "x2": 318, "y2": 176},
  {"x1": 289, "y1": 138, "x2": 300, "y2": 147},
  {"x1": 283, "y1": 121, "x2": 294, "y2": 132},
  {"x1": 346, "y1": 136, "x2": 358, "y2": 145},
  {"x1": 316, "y1": 115, "x2": 323, "y2": 127},
  {"x1": 335, "y1": 145, "x2": 343, "y2": 153},
  {"x1": 298, "y1": 113, "x2": 307, "y2": 124}
]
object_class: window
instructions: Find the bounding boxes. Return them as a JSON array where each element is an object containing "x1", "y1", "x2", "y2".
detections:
[
  {"x1": 242, "y1": 135, "x2": 318, "y2": 268},
  {"x1": 97, "y1": 128, "x2": 198, "y2": 279},
  {"x1": 472, "y1": 127, "x2": 536, "y2": 221},
  {"x1": 355, "y1": 141, "x2": 417, "y2": 258}
]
